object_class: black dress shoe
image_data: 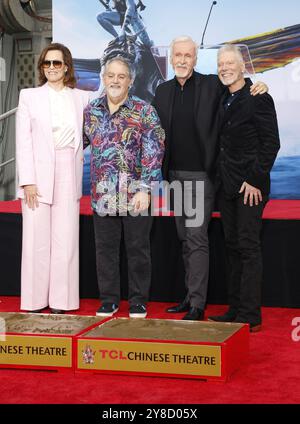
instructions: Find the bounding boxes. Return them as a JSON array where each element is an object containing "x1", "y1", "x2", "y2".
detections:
[
  {"x1": 51, "y1": 308, "x2": 65, "y2": 314},
  {"x1": 182, "y1": 307, "x2": 204, "y2": 321},
  {"x1": 249, "y1": 323, "x2": 262, "y2": 333},
  {"x1": 233, "y1": 318, "x2": 262, "y2": 333},
  {"x1": 208, "y1": 309, "x2": 237, "y2": 323},
  {"x1": 28, "y1": 309, "x2": 44, "y2": 313},
  {"x1": 166, "y1": 301, "x2": 190, "y2": 313}
]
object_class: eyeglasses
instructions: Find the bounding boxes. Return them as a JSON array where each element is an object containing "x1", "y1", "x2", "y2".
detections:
[{"x1": 42, "y1": 60, "x2": 64, "y2": 69}]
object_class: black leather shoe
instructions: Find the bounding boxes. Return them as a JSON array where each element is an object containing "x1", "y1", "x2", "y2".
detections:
[
  {"x1": 249, "y1": 323, "x2": 262, "y2": 332},
  {"x1": 28, "y1": 309, "x2": 44, "y2": 313},
  {"x1": 166, "y1": 301, "x2": 190, "y2": 313},
  {"x1": 182, "y1": 307, "x2": 204, "y2": 321},
  {"x1": 233, "y1": 318, "x2": 262, "y2": 333},
  {"x1": 208, "y1": 309, "x2": 237, "y2": 322},
  {"x1": 51, "y1": 308, "x2": 65, "y2": 314}
]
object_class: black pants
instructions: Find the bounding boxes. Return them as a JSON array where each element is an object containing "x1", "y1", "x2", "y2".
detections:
[
  {"x1": 93, "y1": 213, "x2": 153, "y2": 306},
  {"x1": 219, "y1": 191, "x2": 268, "y2": 324},
  {"x1": 169, "y1": 171, "x2": 215, "y2": 309}
]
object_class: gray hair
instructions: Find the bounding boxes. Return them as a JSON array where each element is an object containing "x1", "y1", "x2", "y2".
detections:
[
  {"x1": 170, "y1": 36, "x2": 199, "y2": 59},
  {"x1": 218, "y1": 44, "x2": 245, "y2": 64},
  {"x1": 102, "y1": 56, "x2": 136, "y2": 81}
]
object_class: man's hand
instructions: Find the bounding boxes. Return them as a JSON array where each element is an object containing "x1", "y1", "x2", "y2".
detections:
[
  {"x1": 239, "y1": 182, "x2": 262, "y2": 206},
  {"x1": 23, "y1": 185, "x2": 41, "y2": 211},
  {"x1": 250, "y1": 81, "x2": 268, "y2": 96},
  {"x1": 131, "y1": 191, "x2": 150, "y2": 213}
]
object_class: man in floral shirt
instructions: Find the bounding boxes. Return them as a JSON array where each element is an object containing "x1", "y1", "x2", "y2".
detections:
[{"x1": 84, "y1": 56, "x2": 165, "y2": 318}]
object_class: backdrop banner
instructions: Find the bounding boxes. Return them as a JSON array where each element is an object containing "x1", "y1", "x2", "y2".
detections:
[{"x1": 53, "y1": 0, "x2": 300, "y2": 199}]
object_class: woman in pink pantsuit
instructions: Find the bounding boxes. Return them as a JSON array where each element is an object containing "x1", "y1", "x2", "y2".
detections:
[{"x1": 16, "y1": 43, "x2": 91, "y2": 313}]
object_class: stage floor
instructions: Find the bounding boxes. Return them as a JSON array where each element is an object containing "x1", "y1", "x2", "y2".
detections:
[{"x1": 0, "y1": 297, "x2": 300, "y2": 404}]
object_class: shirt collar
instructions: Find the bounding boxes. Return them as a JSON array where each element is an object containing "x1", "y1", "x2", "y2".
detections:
[
  {"x1": 225, "y1": 81, "x2": 247, "y2": 98},
  {"x1": 95, "y1": 94, "x2": 134, "y2": 110},
  {"x1": 47, "y1": 83, "x2": 68, "y2": 94}
]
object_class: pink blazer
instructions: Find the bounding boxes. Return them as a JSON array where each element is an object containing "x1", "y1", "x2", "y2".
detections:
[{"x1": 16, "y1": 83, "x2": 91, "y2": 204}]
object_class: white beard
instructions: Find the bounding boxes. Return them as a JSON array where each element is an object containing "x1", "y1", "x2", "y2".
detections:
[
  {"x1": 106, "y1": 86, "x2": 122, "y2": 98},
  {"x1": 174, "y1": 66, "x2": 189, "y2": 79}
]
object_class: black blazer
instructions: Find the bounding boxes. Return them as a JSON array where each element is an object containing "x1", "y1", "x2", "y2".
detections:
[
  {"x1": 152, "y1": 71, "x2": 224, "y2": 179},
  {"x1": 218, "y1": 80, "x2": 280, "y2": 197}
]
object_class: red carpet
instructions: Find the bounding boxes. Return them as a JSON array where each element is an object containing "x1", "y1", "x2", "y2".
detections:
[
  {"x1": 1, "y1": 197, "x2": 300, "y2": 220},
  {"x1": 1, "y1": 296, "x2": 300, "y2": 404}
]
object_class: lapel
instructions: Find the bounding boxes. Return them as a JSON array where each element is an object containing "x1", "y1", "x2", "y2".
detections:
[
  {"x1": 67, "y1": 88, "x2": 82, "y2": 153},
  {"x1": 193, "y1": 72, "x2": 202, "y2": 117},
  {"x1": 38, "y1": 84, "x2": 55, "y2": 155},
  {"x1": 167, "y1": 79, "x2": 176, "y2": 131},
  {"x1": 219, "y1": 89, "x2": 228, "y2": 130}
]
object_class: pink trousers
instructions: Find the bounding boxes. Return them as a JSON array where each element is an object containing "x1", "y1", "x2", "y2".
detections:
[{"x1": 21, "y1": 149, "x2": 80, "y2": 311}]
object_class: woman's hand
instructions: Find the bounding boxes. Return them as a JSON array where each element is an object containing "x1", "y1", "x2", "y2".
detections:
[{"x1": 23, "y1": 185, "x2": 41, "y2": 210}]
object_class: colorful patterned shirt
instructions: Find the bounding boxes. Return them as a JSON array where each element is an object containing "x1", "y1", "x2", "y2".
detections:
[{"x1": 83, "y1": 95, "x2": 165, "y2": 214}]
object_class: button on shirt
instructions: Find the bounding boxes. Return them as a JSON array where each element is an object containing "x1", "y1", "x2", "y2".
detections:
[
  {"x1": 223, "y1": 88, "x2": 243, "y2": 111},
  {"x1": 48, "y1": 86, "x2": 76, "y2": 149},
  {"x1": 83, "y1": 95, "x2": 165, "y2": 214}
]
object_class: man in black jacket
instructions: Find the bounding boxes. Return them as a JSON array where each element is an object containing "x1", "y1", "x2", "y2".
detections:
[
  {"x1": 208, "y1": 44, "x2": 280, "y2": 331},
  {"x1": 152, "y1": 36, "x2": 267, "y2": 320}
]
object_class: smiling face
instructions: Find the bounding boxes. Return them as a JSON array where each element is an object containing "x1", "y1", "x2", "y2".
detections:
[
  {"x1": 170, "y1": 40, "x2": 197, "y2": 83},
  {"x1": 43, "y1": 50, "x2": 67, "y2": 86},
  {"x1": 217, "y1": 50, "x2": 245, "y2": 91},
  {"x1": 103, "y1": 60, "x2": 132, "y2": 102}
]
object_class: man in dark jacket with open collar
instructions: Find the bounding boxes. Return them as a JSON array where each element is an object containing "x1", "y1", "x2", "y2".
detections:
[
  {"x1": 208, "y1": 44, "x2": 280, "y2": 331},
  {"x1": 152, "y1": 36, "x2": 267, "y2": 320}
]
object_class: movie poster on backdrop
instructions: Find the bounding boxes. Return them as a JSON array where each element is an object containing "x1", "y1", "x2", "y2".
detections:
[{"x1": 53, "y1": 0, "x2": 300, "y2": 199}]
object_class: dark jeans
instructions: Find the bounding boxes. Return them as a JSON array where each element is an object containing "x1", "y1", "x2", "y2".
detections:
[
  {"x1": 169, "y1": 171, "x2": 215, "y2": 309},
  {"x1": 93, "y1": 213, "x2": 153, "y2": 306},
  {"x1": 219, "y1": 190, "x2": 268, "y2": 324}
]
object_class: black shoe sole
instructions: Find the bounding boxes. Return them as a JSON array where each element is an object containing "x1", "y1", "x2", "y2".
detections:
[{"x1": 166, "y1": 305, "x2": 190, "y2": 313}]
